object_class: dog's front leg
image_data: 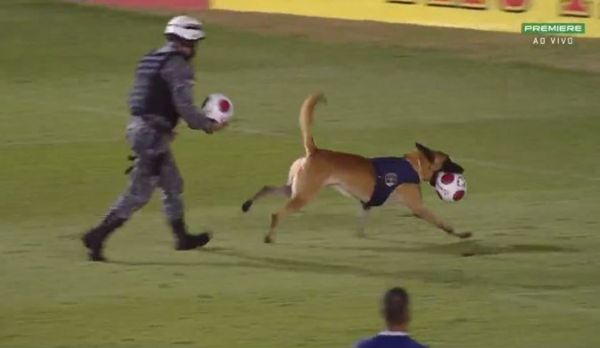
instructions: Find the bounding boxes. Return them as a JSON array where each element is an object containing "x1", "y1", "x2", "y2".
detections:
[
  {"x1": 395, "y1": 185, "x2": 471, "y2": 239},
  {"x1": 411, "y1": 205, "x2": 471, "y2": 239},
  {"x1": 411, "y1": 205, "x2": 451, "y2": 233}
]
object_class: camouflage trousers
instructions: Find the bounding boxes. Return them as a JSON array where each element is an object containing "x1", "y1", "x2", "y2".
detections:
[{"x1": 108, "y1": 116, "x2": 184, "y2": 221}]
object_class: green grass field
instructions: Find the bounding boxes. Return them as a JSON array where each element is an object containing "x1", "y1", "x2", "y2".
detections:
[{"x1": 1, "y1": 1, "x2": 600, "y2": 347}]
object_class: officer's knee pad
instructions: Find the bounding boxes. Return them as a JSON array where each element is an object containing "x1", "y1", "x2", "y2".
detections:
[
  {"x1": 163, "y1": 176, "x2": 184, "y2": 197},
  {"x1": 130, "y1": 191, "x2": 153, "y2": 207},
  {"x1": 137, "y1": 154, "x2": 165, "y2": 177}
]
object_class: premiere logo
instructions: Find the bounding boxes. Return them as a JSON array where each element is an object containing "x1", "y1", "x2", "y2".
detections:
[{"x1": 521, "y1": 22, "x2": 586, "y2": 45}]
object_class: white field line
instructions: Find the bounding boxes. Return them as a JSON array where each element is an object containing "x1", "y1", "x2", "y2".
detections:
[
  {"x1": 0, "y1": 127, "x2": 289, "y2": 148},
  {"x1": 230, "y1": 127, "x2": 291, "y2": 137},
  {"x1": 506, "y1": 286, "x2": 600, "y2": 296},
  {"x1": 3, "y1": 139, "x2": 599, "y2": 184},
  {"x1": 72, "y1": 105, "x2": 293, "y2": 137},
  {"x1": 70, "y1": 105, "x2": 123, "y2": 117},
  {"x1": 1, "y1": 105, "x2": 125, "y2": 148},
  {"x1": 458, "y1": 157, "x2": 600, "y2": 182},
  {"x1": 0, "y1": 130, "x2": 286, "y2": 149},
  {"x1": 494, "y1": 292, "x2": 600, "y2": 316},
  {"x1": 0, "y1": 137, "x2": 121, "y2": 148},
  {"x1": 4, "y1": 139, "x2": 599, "y2": 184},
  {"x1": 3, "y1": 104, "x2": 600, "y2": 183}
]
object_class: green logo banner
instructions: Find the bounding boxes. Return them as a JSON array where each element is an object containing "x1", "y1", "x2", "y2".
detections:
[{"x1": 522, "y1": 23, "x2": 585, "y2": 35}]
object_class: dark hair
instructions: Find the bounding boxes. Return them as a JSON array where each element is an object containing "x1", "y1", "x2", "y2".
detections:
[{"x1": 382, "y1": 287, "x2": 409, "y2": 324}]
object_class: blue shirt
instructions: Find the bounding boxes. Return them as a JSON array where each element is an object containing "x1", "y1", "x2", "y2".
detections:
[{"x1": 356, "y1": 331, "x2": 427, "y2": 348}]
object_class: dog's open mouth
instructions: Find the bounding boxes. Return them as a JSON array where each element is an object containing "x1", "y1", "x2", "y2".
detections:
[{"x1": 430, "y1": 159, "x2": 464, "y2": 186}]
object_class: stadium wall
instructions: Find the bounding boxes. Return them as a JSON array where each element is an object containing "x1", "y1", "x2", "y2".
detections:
[
  {"x1": 211, "y1": 0, "x2": 600, "y2": 38},
  {"x1": 89, "y1": 0, "x2": 209, "y2": 11}
]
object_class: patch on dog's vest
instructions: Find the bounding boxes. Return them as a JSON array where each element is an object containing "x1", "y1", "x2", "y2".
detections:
[{"x1": 362, "y1": 157, "x2": 420, "y2": 209}]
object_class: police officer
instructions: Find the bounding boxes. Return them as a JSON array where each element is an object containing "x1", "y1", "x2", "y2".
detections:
[{"x1": 82, "y1": 16, "x2": 227, "y2": 262}]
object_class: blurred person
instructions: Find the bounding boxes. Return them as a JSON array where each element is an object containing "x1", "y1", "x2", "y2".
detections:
[
  {"x1": 356, "y1": 287, "x2": 427, "y2": 348},
  {"x1": 82, "y1": 15, "x2": 227, "y2": 262}
]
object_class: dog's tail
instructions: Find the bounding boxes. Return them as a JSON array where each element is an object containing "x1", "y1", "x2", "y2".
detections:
[{"x1": 299, "y1": 92, "x2": 326, "y2": 156}]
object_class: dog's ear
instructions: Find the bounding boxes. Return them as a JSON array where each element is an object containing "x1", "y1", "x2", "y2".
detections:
[
  {"x1": 443, "y1": 159, "x2": 464, "y2": 174},
  {"x1": 415, "y1": 142, "x2": 436, "y2": 162}
]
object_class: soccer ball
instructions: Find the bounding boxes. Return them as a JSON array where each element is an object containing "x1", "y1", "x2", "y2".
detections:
[
  {"x1": 435, "y1": 172, "x2": 467, "y2": 202},
  {"x1": 202, "y1": 93, "x2": 234, "y2": 124}
]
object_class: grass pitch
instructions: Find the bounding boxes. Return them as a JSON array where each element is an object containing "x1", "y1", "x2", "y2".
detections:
[{"x1": 1, "y1": 1, "x2": 600, "y2": 347}]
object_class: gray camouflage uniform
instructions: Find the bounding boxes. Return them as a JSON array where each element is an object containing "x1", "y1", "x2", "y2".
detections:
[{"x1": 109, "y1": 43, "x2": 213, "y2": 221}]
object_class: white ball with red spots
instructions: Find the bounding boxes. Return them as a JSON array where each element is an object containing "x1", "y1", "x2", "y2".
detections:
[
  {"x1": 202, "y1": 93, "x2": 234, "y2": 124},
  {"x1": 435, "y1": 172, "x2": 467, "y2": 202}
]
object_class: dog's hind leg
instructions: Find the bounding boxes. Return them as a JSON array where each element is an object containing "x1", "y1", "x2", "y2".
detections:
[
  {"x1": 357, "y1": 205, "x2": 371, "y2": 238},
  {"x1": 241, "y1": 185, "x2": 291, "y2": 213},
  {"x1": 244, "y1": 158, "x2": 305, "y2": 213},
  {"x1": 266, "y1": 195, "x2": 310, "y2": 244},
  {"x1": 265, "y1": 174, "x2": 324, "y2": 243}
]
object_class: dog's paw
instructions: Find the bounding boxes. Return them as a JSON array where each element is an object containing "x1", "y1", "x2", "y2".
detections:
[
  {"x1": 241, "y1": 200, "x2": 253, "y2": 213},
  {"x1": 455, "y1": 232, "x2": 473, "y2": 239}
]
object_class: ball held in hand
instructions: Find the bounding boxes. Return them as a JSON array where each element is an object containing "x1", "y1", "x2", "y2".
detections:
[{"x1": 202, "y1": 93, "x2": 234, "y2": 124}]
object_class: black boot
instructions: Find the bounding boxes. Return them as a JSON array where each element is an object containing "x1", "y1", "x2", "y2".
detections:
[
  {"x1": 170, "y1": 218, "x2": 212, "y2": 250},
  {"x1": 82, "y1": 212, "x2": 126, "y2": 262}
]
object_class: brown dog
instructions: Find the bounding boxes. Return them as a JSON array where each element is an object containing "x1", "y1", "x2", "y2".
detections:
[{"x1": 242, "y1": 93, "x2": 472, "y2": 243}]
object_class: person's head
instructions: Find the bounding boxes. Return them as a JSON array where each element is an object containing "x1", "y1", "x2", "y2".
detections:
[
  {"x1": 164, "y1": 15, "x2": 205, "y2": 60},
  {"x1": 381, "y1": 287, "x2": 411, "y2": 329}
]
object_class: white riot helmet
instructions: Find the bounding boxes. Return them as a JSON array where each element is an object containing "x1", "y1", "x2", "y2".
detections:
[{"x1": 164, "y1": 15, "x2": 205, "y2": 42}]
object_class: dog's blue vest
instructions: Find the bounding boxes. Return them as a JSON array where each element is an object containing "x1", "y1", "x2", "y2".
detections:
[{"x1": 362, "y1": 157, "x2": 420, "y2": 209}]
